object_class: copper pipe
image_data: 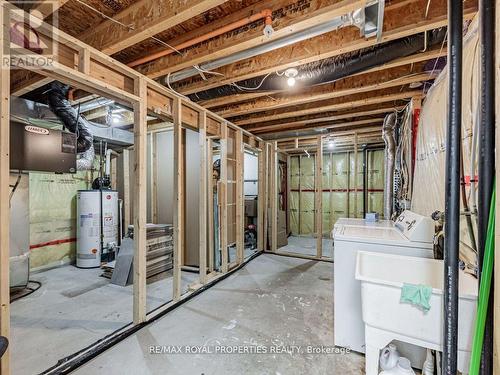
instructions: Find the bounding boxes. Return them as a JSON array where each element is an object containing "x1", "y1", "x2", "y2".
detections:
[{"x1": 127, "y1": 9, "x2": 273, "y2": 68}]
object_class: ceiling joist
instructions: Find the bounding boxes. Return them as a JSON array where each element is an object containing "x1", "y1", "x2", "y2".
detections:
[
  {"x1": 198, "y1": 46, "x2": 446, "y2": 109},
  {"x1": 80, "y1": 0, "x2": 229, "y2": 55},
  {"x1": 174, "y1": 0, "x2": 476, "y2": 95},
  {"x1": 137, "y1": 0, "x2": 367, "y2": 78},
  {"x1": 217, "y1": 69, "x2": 435, "y2": 118},
  {"x1": 248, "y1": 106, "x2": 404, "y2": 134},
  {"x1": 235, "y1": 89, "x2": 422, "y2": 126}
]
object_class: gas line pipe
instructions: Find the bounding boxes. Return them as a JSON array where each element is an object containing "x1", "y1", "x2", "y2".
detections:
[{"x1": 127, "y1": 9, "x2": 273, "y2": 68}]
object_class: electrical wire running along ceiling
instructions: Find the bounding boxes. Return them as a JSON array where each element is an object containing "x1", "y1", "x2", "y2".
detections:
[{"x1": 12, "y1": 0, "x2": 477, "y2": 143}]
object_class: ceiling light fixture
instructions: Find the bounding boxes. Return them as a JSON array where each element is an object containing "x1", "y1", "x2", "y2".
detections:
[{"x1": 284, "y1": 68, "x2": 298, "y2": 88}]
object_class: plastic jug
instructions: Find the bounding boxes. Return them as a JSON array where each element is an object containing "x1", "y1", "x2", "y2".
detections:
[
  {"x1": 379, "y1": 358, "x2": 416, "y2": 375},
  {"x1": 379, "y1": 344, "x2": 400, "y2": 371}
]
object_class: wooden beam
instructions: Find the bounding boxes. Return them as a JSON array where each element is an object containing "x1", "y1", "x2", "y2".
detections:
[
  {"x1": 249, "y1": 106, "x2": 400, "y2": 133},
  {"x1": 173, "y1": 97, "x2": 184, "y2": 301},
  {"x1": 200, "y1": 48, "x2": 446, "y2": 109},
  {"x1": 263, "y1": 143, "x2": 270, "y2": 250},
  {"x1": 235, "y1": 90, "x2": 422, "y2": 126},
  {"x1": 265, "y1": 118, "x2": 384, "y2": 138},
  {"x1": 80, "y1": 0, "x2": 229, "y2": 55},
  {"x1": 315, "y1": 136, "x2": 323, "y2": 258},
  {"x1": 220, "y1": 123, "x2": 229, "y2": 272},
  {"x1": 235, "y1": 130, "x2": 244, "y2": 264},
  {"x1": 220, "y1": 70, "x2": 435, "y2": 118},
  {"x1": 175, "y1": 0, "x2": 476, "y2": 95},
  {"x1": 132, "y1": 78, "x2": 147, "y2": 324},
  {"x1": 207, "y1": 138, "x2": 215, "y2": 272},
  {"x1": 198, "y1": 111, "x2": 208, "y2": 284},
  {"x1": 0, "y1": 4, "x2": 10, "y2": 373},
  {"x1": 257, "y1": 141, "x2": 266, "y2": 251},
  {"x1": 150, "y1": 132, "x2": 158, "y2": 223},
  {"x1": 270, "y1": 141, "x2": 278, "y2": 251},
  {"x1": 33, "y1": 0, "x2": 69, "y2": 19},
  {"x1": 140, "y1": 0, "x2": 368, "y2": 78}
]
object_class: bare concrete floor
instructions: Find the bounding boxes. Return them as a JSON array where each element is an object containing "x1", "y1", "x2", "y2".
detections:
[
  {"x1": 73, "y1": 254, "x2": 364, "y2": 375},
  {"x1": 277, "y1": 236, "x2": 334, "y2": 258},
  {"x1": 11, "y1": 266, "x2": 197, "y2": 375}
]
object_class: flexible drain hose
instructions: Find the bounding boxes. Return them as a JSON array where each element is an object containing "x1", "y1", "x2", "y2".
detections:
[{"x1": 469, "y1": 178, "x2": 495, "y2": 375}]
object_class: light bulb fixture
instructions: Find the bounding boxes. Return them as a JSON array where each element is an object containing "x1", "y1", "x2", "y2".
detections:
[
  {"x1": 284, "y1": 68, "x2": 298, "y2": 88},
  {"x1": 328, "y1": 139, "x2": 335, "y2": 149},
  {"x1": 111, "y1": 114, "x2": 121, "y2": 124}
]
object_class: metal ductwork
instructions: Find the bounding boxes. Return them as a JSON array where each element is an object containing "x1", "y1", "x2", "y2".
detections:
[
  {"x1": 382, "y1": 113, "x2": 396, "y2": 219},
  {"x1": 189, "y1": 29, "x2": 446, "y2": 101},
  {"x1": 163, "y1": 0, "x2": 386, "y2": 88},
  {"x1": 46, "y1": 81, "x2": 95, "y2": 170}
]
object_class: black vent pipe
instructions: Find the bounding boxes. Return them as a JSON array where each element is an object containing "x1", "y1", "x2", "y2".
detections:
[
  {"x1": 190, "y1": 29, "x2": 447, "y2": 102},
  {"x1": 478, "y1": 0, "x2": 495, "y2": 372},
  {"x1": 442, "y1": 1, "x2": 462, "y2": 374},
  {"x1": 47, "y1": 81, "x2": 95, "y2": 170}
]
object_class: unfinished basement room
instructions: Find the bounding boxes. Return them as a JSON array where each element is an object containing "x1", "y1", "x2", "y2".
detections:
[{"x1": 0, "y1": 0, "x2": 499, "y2": 374}]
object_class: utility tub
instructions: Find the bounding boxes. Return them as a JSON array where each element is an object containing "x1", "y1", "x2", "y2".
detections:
[{"x1": 355, "y1": 251, "x2": 477, "y2": 375}]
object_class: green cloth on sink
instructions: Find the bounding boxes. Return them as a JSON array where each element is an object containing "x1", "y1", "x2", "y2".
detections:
[{"x1": 400, "y1": 283, "x2": 432, "y2": 312}]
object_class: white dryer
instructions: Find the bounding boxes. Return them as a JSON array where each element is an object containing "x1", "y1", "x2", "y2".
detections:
[{"x1": 333, "y1": 210, "x2": 435, "y2": 367}]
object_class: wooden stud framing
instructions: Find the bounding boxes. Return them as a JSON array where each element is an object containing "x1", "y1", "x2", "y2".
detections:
[
  {"x1": 220, "y1": 123, "x2": 229, "y2": 272},
  {"x1": 207, "y1": 138, "x2": 215, "y2": 272},
  {"x1": 133, "y1": 78, "x2": 147, "y2": 324},
  {"x1": 315, "y1": 136, "x2": 323, "y2": 258},
  {"x1": 199, "y1": 111, "x2": 208, "y2": 284},
  {"x1": 173, "y1": 97, "x2": 184, "y2": 301},
  {"x1": 263, "y1": 143, "x2": 270, "y2": 251},
  {"x1": 122, "y1": 149, "x2": 131, "y2": 231},
  {"x1": 150, "y1": 132, "x2": 158, "y2": 223},
  {"x1": 0, "y1": 4, "x2": 10, "y2": 372},
  {"x1": 257, "y1": 141, "x2": 266, "y2": 251},
  {"x1": 235, "y1": 130, "x2": 244, "y2": 264},
  {"x1": 270, "y1": 142, "x2": 278, "y2": 252},
  {"x1": 0, "y1": 5, "x2": 270, "y2": 373}
]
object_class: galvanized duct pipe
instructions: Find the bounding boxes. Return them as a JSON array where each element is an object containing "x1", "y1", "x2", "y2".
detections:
[
  {"x1": 163, "y1": 16, "x2": 348, "y2": 86},
  {"x1": 188, "y1": 29, "x2": 446, "y2": 101},
  {"x1": 47, "y1": 81, "x2": 95, "y2": 170},
  {"x1": 442, "y1": 0, "x2": 462, "y2": 373},
  {"x1": 382, "y1": 113, "x2": 396, "y2": 219}
]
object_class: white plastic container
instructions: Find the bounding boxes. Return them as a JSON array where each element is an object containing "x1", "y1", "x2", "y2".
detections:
[
  {"x1": 355, "y1": 251, "x2": 478, "y2": 375},
  {"x1": 380, "y1": 358, "x2": 415, "y2": 375},
  {"x1": 77, "y1": 190, "x2": 118, "y2": 268}
]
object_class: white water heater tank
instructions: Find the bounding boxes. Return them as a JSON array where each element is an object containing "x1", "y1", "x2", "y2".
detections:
[{"x1": 77, "y1": 190, "x2": 118, "y2": 268}]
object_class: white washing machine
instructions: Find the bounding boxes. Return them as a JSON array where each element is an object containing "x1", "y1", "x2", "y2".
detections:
[
  {"x1": 333, "y1": 210, "x2": 435, "y2": 367},
  {"x1": 331, "y1": 217, "x2": 395, "y2": 239}
]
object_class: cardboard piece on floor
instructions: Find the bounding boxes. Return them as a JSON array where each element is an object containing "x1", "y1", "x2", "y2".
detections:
[{"x1": 111, "y1": 238, "x2": 134, "y2": 286}]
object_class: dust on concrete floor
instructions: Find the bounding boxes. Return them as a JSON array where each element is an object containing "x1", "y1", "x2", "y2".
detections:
[
  {"x1": 277, "y1": 236, "x2": 333, "y2": 258},
  {"x1": 11, "y1": 265, "x2": 197, "y2": 375},
  {"x1": 73, "y1": 253, "x2": 364, "y2": 375}
]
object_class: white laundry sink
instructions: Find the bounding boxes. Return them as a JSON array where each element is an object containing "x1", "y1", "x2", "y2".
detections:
[{"x1": 355, "y1": 251, "x2": 478, "y2": 374}]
